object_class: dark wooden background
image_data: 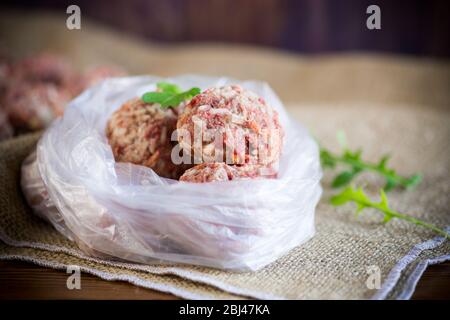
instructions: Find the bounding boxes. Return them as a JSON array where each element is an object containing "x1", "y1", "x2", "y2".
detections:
[
  {"x1": 0, "y1": 261, "x2": 449, "y2": 299},
  {"x1": 2, "y1": 0, "x2": 450, "y2": 57}
]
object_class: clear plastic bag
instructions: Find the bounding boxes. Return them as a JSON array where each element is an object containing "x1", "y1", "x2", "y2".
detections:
[{"x1": 21, "y1": 75, "x2": 322, "y2": 271}]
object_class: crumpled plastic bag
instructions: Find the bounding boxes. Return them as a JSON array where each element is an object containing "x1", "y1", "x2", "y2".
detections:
[{"x1": 21, "y1": 75, "x2": 322, "y2": 271}]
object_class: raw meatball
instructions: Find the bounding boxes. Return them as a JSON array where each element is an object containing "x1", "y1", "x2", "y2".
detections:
[
  {"x1": 179, "y1": 162, "x2": 277, "y2": 183},
  {"x1": 3, "y1": 82, "x2": 71, "y2": 131},
  {"x1": 9, "y1": 53, "x2": 76, "y2": 87},
  {"x1": 0, "y1": 61, "x2": 12, "y2": 140},
  {"x1": 177, "y1": 85, "x2": 283, "y2": 166},
  {"x1": 80, "y1": 65, "x2": 127, "y2": 89},
  {"x1": 106, "y1": 98, "x2": 188, "y2": 179},
  {"x1": 0, "y1": 60, "x2": 9, "y2": 95},
  {"x1": 65, "y1": 65, "x2": 128, "y2": 98},
  {"x1": 2, "y1": 54, "x2": 76, "y2": 131},
  {"x1": 0, "y1": 107, "x2": 13, "y2": 141},
  {"x1": 1, "y1": 53, "x2": 128, "y2": 134}
]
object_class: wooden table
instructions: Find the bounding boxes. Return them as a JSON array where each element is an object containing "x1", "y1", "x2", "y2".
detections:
[{"x1": 0, "y1": 260, "x2": 449, "y2": 300}]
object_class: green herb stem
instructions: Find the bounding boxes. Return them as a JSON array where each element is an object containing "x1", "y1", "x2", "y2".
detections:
[
  {"x1": 320, "y1": 147, "x2": 421, "y2": 191},
  {"x1": 377, "y1": 206, "x2": 449, "y2": 238},
  {"x1": 331, "y1": 186, "x2": 449, "y2": 239},
  {"x1": 333, "y1": 153, "x2": 419, "y2": 188}
]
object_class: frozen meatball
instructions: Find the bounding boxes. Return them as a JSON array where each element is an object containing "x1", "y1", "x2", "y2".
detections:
[
  {"x1": 0, "y1": 64, "x2": 14, "y2": 131},
  {"x1": 180, "y1": 163, "x2": 236, "y2": 182},
  {"x1": 65, "y1": 65, "x2": 128, "y2": 98},
  {"x1": 0, "y1": 107, "x2": 13, "y2": 141},
  {"x1": 0, "y1": 60, "x2": 9, "y2": 95},
  {"x1": 9, "y1": 53, "x2": 76, "y2": 87},
  {"x1": 3, "y1": 54, "x2": 76, "y2": 131},
  {"x1": 106, "y1": 98, "x2": 188, "y2": 179},
  {"x1": 4, "y1": 82, "x2": 71, "y2": 131},
  {"x1": 80, "y1": 65, "x2": 127, "y2": 89},
  {"x1": 179, "y1": 162, "x2": 277, "y2": 183},
  {"x1": 2, "y1": 53, "x2": 129, "y2": 134},
  {"x1": 177, "y1": 85, "x2": 283, "y2": 166}
]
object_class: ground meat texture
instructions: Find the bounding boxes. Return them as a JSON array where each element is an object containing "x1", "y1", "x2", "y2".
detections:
[
  {"x1": 106, "y1": 98, "x2": 189, "y2": 179},
  {"x1": 0, "y1": 107, "x2": 13, "y2": 141},
  {"x1": 79, "y1": 65, "x2": 127, "y2": 89},
  {"x1": 177, "y1": 85, "x2": 283, "y2": 166},
  {"x1": 3, "y1": 82, "x2": 71, "y2": 131},
  {"x1": 2, "y1": 54, "x2": 76, "y2": 131},
  {"x1": 66, "y1": 65, "x2": 127, "y2": 97},
  {"x1": 180, "y1": 163, "x2": 236, "y2": 182},
  {"x1": 9, "y1": 53, "x2": 76, "y2": 87},
  {"x1": 0, "y1": 61, "x2": 9, "y2": 97},
  {"x1": 1, "y1": 53, "x2": 128, "y2": 133},
  {"x1": 0, "y1": 61, "x2": 10, "y2": 136},
  {"x1": 179, "y1": 162, "x2": 277, "y2": 183}
]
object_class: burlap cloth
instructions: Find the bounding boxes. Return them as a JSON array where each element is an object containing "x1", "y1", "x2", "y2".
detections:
[{"x1": 0, "y1": 11, "x2": 449, "y2": 299}]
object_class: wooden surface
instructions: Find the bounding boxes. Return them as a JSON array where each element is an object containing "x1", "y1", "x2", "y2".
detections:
[
  {"x1": 0, "y1": 260, "x2": 449, "y2": 299},
  {"x1": 0, "y1": 261, "x2": 177, "y2": 300}
]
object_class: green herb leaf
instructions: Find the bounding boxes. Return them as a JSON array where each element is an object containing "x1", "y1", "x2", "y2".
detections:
[
  {"x1": 332, "y1": 171, "x2": 356, "y2": 188},
  {"x1": 142, "y1": 82, "x2": 201, "y2": 109},
  {"x1": 319, "y1": 149, "x2": 336, "y2": 168},
  {"x1": 331, "y1": 186, "x2": 449, "y2": 238},
  {"x1": 320, "y1": 133, "x2": 421, "y2": 191},
  {"x1": 378, "y1": 155, "x2": 390, "y2": 169},
  {"x1": 142, "y1": 91, "x2": 173, "y2": 105},
  {"x1": 405, "y1": 174, "x2": 422, "y2": 189},
  {"x1": 157, "y1": 82, "x2": 181, "y2": 94},
  {"x1": 178, "y1": 87, "x2": 201, "y2": 103}
]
